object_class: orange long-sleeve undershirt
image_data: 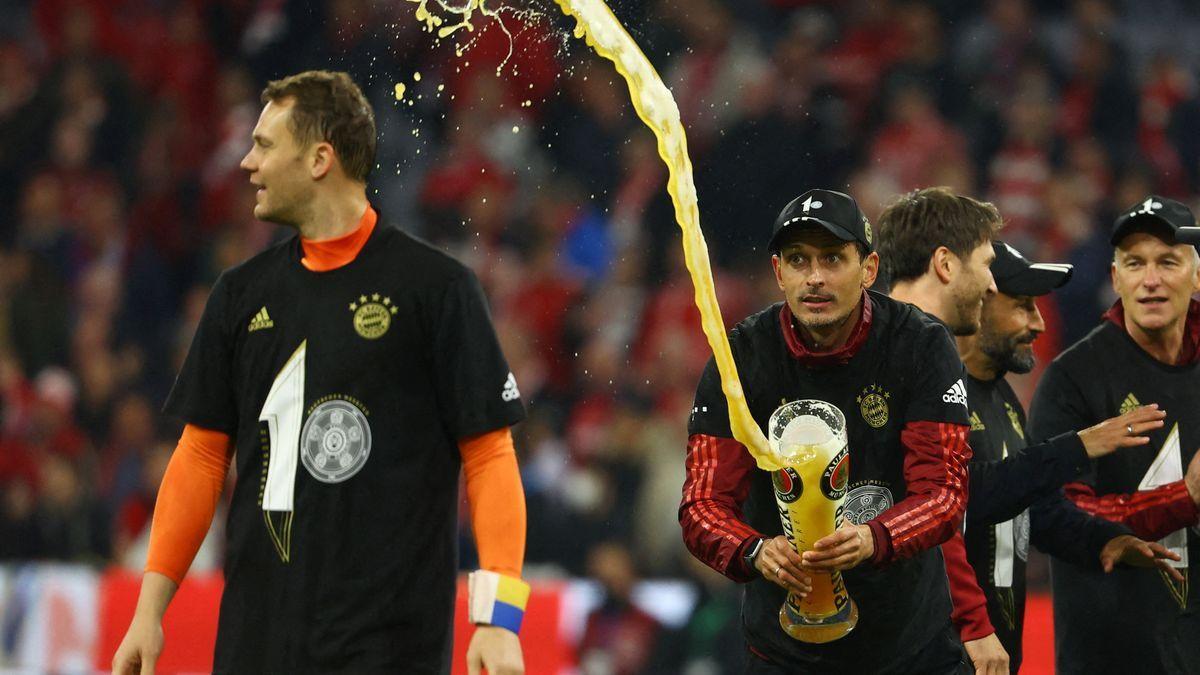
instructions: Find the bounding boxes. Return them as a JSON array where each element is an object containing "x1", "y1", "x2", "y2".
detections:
[
  {"x1": 146, "y1": 425, "x2": 526, "y2": 583},
  {"x1": 145, "y1": 425, "x2": 233, "y2": 583},
  {"x1": 458, "y1": 428, "x2": 526, "y2": 578}
]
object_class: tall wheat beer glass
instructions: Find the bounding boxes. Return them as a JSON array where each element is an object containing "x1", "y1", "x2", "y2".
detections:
[{"x1": 767, "y1": 399, "x2": 858, "y2": 643}]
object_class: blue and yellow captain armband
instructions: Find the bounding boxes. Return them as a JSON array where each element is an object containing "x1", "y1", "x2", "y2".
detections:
[{"x1": 468, "y1": 570, "x2": 531, "y2": 634}]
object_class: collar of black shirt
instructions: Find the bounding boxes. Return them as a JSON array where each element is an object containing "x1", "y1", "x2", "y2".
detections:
[
  {"x1": 779, "y1": 290, "x2": 873, "y2": 367},
  {"x1": 1103, "y1": 297, "x2": 1200, "y2": 366}
]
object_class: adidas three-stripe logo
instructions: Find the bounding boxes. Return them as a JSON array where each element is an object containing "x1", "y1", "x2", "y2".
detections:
[
  {"x1": 942, "y1": 379, "x2": 968, "y2": 408},
  {"x1": 248, "y1": 306, "x2": 274, "y2": 332}
]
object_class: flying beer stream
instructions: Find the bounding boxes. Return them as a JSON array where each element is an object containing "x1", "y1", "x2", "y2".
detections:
[{"x1": 406, "y1": 0, "x2": 777, "y2": 468}]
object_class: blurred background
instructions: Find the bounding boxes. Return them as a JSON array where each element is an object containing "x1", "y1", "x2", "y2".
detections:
[{"x1": 3, "y1": 0, "x2": 1200, "y2": 672}]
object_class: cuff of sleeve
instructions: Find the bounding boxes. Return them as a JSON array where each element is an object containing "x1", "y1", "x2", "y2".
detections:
[
  {"x1": 1050, "y1": 431, "x2": 1089, "y2": 480},
  {"x1": 866, "y1": 520, "x2": 892, "y2": 566},
  {"x1": 1166, "y1": 480, "x2": 1200, "y2": 525},
  {"x1": 731, "y1": 533, "x2": 766, "y2": 581},
  {"x1": 958, "y1": 622, "x2": 996, "y2": 643},
  {"x1": 468, "y1": 570, "x2": 531, "y2": 634},
  {"x1": 1086, "y1": 520, "x2": 1133, "y2": 563},
  {"x1": 143, "y1": 565, "x2": 184, "y2": 586}
]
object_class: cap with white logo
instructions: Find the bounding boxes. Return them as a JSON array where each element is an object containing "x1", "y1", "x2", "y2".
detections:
[
  {"x1": 1111, "y1": 195, "x2": 1196, "y2": 246},
  {"x1": 769, "y1": 188, "x2": 874, "y2": 254}
]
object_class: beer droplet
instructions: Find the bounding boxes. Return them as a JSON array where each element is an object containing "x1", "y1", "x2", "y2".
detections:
[{"x1": 393, "y1": 83, "x2": 406, "y2": 100}]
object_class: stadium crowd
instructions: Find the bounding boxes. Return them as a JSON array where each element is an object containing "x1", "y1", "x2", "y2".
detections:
[{"x1": 3, "y1": 0, "x2": 1200, "y2": 671}]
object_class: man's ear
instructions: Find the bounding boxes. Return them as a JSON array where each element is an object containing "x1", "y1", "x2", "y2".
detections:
[
  {"x1": 311, "y1": 141, "x2": 335, "y2": 180},
  {"x1": 862, "y1": 251, "x2": 879, "y2": 288},
  {"x1": 931, "y1": 246, "x2": 954, "y2": 285}
]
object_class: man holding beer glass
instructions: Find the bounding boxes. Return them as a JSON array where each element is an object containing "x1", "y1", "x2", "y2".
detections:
[{"x1": 681, "y1": 189, "x2": 978, "y2": 673}]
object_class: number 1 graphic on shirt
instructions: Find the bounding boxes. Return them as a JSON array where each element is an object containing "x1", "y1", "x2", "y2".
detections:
[
  {"x1": 1139, "y1": 423, "x2": 1188, "y2": 607},
  {"x1": 258, "y1": 340, "x2": 307, "y2": 563}
]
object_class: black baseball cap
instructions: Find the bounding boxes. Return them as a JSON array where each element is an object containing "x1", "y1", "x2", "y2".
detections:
[
  {"x1": 769, "y1": 189, "x2": 874, "y2": 254},
  {"x1": 990, "y1": 240, "x2": 1073, "y2": 297},
  {"x1": 1110, "y1": 195, "x2": 1196, "y2": 246}
]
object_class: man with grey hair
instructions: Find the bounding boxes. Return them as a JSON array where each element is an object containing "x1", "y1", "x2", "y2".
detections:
[
  {"x1": 1031, "y1": 196, "x2": 1200, "y2": 674},
  {"x1": 958, "y1": 241, "x2": 1181, "y2": 673}
]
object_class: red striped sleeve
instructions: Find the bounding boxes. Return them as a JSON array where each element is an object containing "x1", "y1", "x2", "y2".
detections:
[
  {"x1": 942, "y1": 530, "x2": 995, "y2": 642},
  {"x1": 870, "y1": 421, "x2": 971, "y2": 564},
  {"x1": 1064, "y1": 479, "x2": 1199, "y2": 542},
  {"x1": 679, "y1": 433, "x2": 763, "y2": 581}
]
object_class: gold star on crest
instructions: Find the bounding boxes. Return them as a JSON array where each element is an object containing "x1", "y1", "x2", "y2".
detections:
[{"x1": 349, "y1": 302, "x2": 358, "y2": 311}]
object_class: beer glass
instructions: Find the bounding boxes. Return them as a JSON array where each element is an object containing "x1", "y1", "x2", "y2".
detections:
[{"x1": 767, "y1": 399, "x2": 858, "y2": 643}]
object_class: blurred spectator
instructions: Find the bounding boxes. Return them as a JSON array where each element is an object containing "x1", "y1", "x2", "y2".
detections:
[
  {"x1": 31, "y1": 453, "x2": 108, "y2": 563},
  {"x1": 578, "y1": 542, "x2": 663, "y2": 675}
]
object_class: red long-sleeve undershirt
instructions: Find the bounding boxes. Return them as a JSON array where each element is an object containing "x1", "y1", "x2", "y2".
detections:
[{"x1": 1064, "y1": 479, "x2": 1199, "y2": 542}]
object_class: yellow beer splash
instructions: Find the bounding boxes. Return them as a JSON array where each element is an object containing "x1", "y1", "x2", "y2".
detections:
[{"x1": 407, "y1": 0, "x2": 774, "y2": 468}]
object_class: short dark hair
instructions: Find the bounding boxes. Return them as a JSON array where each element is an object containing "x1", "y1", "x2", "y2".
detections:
[
  {"x1": 261, "y1": 70, "x2": 376, "y2": 183},
  {"x1": 876, "y1": 187, "x2": 1002, "y2": 283}
]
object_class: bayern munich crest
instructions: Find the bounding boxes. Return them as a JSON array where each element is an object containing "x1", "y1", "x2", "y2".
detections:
[
  {"x1": 301, "y1": 399, "x2": 372, "y2": 483},
  {"x1": 842, "y1": 484, "x2": 894, "y2": 526}
]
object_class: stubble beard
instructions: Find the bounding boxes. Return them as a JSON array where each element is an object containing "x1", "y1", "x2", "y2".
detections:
[
  {"x1": 949, "y1": 285, "x2": 984, "y2": 336},
  {"x1": 979, "y1": 328, "x2": 1036, "y2": 374}
]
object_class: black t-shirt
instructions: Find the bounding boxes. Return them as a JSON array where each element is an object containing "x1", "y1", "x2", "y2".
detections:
[
  {"x1": 1029, "y1": 320, "x2": 1199, "y2": 675},
  {"x1": 964, "y1": 375, "x2": 1030, "y2": 670},
  {"x1": 688, "y1": 291, "x2": 969, "y2": 674},
  {"x1": 165, "y1": 222, "x2": 525, "y2": 674}
]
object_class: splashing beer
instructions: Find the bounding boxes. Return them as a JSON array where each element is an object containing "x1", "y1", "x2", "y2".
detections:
[{"x1": 767, "y1": 400, "x2": 858, "y2": 643}]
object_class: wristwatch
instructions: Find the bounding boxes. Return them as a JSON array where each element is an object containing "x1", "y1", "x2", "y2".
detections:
[{"x1": 743, "y1": 537, "x2": 766, "y2": 576}]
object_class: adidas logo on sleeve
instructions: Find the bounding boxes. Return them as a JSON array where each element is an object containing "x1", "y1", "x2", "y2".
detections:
[
  {"x1": 942, "y1": 379, "x2": 968, "y2": 408},
  {"x1": 501, "y1": 372, "x2": 521, "y2": 402}
]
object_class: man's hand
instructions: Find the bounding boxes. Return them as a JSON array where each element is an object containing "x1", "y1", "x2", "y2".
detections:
[
  {"x1": 111, "y1": 615, "x2": 164, "y2": 675},
  {"x1": 754, "y1": 535, "x2": 813, "y2": 597},
  {"x1": 963, "y1": 633, "x2": 1009, "y2": 675},
  {"x1": 112, "y1": 572, "x2": 176, "y2": 675},
  {"x1": 1100, "y1": 534, "x2": 1184, "y2": 582},
  {"x1": 466, "y1": 625, "x2": 524, "y2": 675},
  {"x1": 802, "y1": 522, "x2": 874, "y2": 572},
  {"x1": 1184, "y1": 449, "x2": 1200, "y2": 507},
  {"x1": 1077, "y1": 404, "x2": 1166, "y2": 459}
]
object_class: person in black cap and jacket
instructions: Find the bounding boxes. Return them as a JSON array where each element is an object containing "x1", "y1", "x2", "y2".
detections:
[
  {"x1": 958, "y1": 240, "x2": 1182, "y2": 674},
  {"x1": 681, "y1": 188, "x2": 978, "y2": 673},
  {"x1": 1030, "y1": 196, "x2": 1200, "y2": 675}
]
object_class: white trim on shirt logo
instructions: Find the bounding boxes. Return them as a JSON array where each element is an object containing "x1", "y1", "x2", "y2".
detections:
[{"x1": 942, "y1": 379, "x2": 968, "y2": 408}]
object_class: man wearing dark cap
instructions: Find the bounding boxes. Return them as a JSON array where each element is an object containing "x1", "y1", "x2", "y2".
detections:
[
  {"x1": 681, "y1": 189, "x2": 977, "y2": 673},
  {"x1": 1030, "y1": 196, "x2": 1200, "y2": 674},
  {"x1": 958, "y1": 241, "x2": 1181, "y2": 673}
]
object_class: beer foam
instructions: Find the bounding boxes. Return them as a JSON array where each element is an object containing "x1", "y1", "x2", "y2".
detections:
[
  {"x1": 781, "y1": 415, "x2": 833, "y2": 446},
  {"x1": 777, "y1": 415, "x2": 834, "y2": 461}
]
